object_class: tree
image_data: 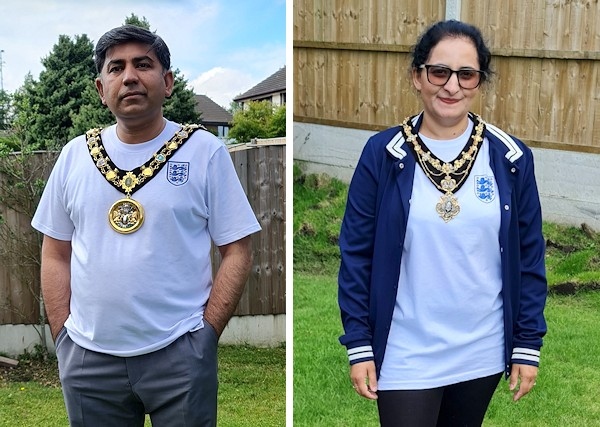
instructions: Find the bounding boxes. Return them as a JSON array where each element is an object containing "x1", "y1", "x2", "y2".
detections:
[
  {"x1": 0, "y1": 90, "x2": 11, "y2": 130},
  {"x1": 164, "y1": 69, "x2": 201, "y2": 124},
  {"x1": 228, "y1": 100, "x2": 242, "y2": 115},
  {"x1": 7, "y1": 74, "x2": 40, "y2": 150},
  {"x1": 269, "y1": 104, "x2": 286, "y2": 137},
  {"x1": 124, "y1": 13, "x2": 151, "y2": 29},
  {"x1": 228, "y1": 101, "x2": 286, "y2": 143},
  {"x1": 12, "y1": 34, "x2": 95, "y2": 150}
]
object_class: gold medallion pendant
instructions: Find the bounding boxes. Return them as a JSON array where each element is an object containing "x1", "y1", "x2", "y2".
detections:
[
  {"x1": 85, "y1": 124, "x2": 206, "y2": 234},
  {"x1": 436, "y1": 193, "x2": 460, "y2": 223},
  {"x1": 109, "y1": 198, "x2": 145, "y2": 234}
]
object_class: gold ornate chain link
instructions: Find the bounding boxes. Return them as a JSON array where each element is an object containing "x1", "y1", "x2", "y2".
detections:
[
  {"x1": 401, "y1": 114, "x2": 485, "y2": 194},
  {"x1": 86, "y1": 124, "x2": 203, "y2": 196}
]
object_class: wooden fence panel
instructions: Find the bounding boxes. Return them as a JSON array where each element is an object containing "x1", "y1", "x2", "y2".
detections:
[
  {"x1": 463, "y1": 0, "x2": 600, "y2": 53},
  {"x1": 294, "y1": 0, "x2": 600, "y2": 153},
  {"x1": 221, "y1": 143, "x2": 287, "y2": 316},
  {"x1": 294, "y1": 0, "x2": 444, "y2": 45},
  {"x1": 0, "y1": 206, "x2": 41, "y2": 325},
  {"x1": 463, "y1": 0, "x2": 600, "y2": 152},
  {"x1": 295, "y1": 47, "x2": 420, "y2": 129},
  {"x1": 475, "y1": 57, "x2": 600, "y2": 151},
  {"x1": 0, "y1": 143, "x2": 286, "y2": 325},
  {"x1": 0, "y1": 153, "x2": 60, "y2": 324},
  {"x1": 294, "y1": 0, "x2": 446, "y2": 130},
  {"x1": 0, "y1": 152, "x2": 55, "y2": 325}
]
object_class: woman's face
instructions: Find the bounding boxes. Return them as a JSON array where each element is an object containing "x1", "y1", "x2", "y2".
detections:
[{"x1": 412, "y1": 36, "x2": 481, "y2": 129}]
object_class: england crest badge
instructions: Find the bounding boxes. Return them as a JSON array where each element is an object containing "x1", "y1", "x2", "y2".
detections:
[
  {"x1": 475, "y1": 175, "x2": 495, "y2": 203},
  {"x1": 167, "y1": 161, "x2": 189, "y2": 186}
]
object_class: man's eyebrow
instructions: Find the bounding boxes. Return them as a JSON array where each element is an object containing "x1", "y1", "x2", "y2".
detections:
[
  {"x1": 105, "y1": 55, "x2": 155, "y2": 68},
  {"x1": 105, "y1": 58, "x2": 124, "y2": 68},
  {"x1": 133, "y1": 55, "x2": 155, "y2": 63}
]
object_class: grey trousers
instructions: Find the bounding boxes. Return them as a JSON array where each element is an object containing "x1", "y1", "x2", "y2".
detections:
[{"x1": 55, "y1": 325, "x2": 218, "y2": 427}]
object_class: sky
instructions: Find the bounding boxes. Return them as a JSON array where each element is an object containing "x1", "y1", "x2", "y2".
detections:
[{"x1": 0, "y1": 0, "x2": 287, "y2": 108}]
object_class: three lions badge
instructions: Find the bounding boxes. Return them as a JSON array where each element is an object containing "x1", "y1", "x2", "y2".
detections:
[
  {"x1": 167, "y1": 161, "x2": 189, "y2": 186},
  {"x1": 475, "y1": 175, "x2": 495, "y2": 203}
]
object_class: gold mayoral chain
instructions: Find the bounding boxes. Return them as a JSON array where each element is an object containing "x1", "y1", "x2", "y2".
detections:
[
  {"x1": 85, "y1": 124, "x2": 206, "y2": 234},
  {"x1": 400, "y1": 113, "x2": 485, "y2": 222}
]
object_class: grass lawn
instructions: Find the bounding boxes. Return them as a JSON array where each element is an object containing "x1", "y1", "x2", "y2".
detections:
[
  {"x1": 0, "y1": 344, "x2": 285, "y2": 426},
  {"x1": 293, "y1": 273, "x2": 600, "y2": 426},
  {"x1": 0, "y1": 382, "x2": 66, "y2": 426},
  {"x1": 293, "y1": 167, "x2": 600, "y2": 426}
]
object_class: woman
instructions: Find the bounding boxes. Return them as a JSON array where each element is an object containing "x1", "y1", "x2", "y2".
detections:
[{"x1": 338, "y1": 20, "x2": 547, "y2": 426}]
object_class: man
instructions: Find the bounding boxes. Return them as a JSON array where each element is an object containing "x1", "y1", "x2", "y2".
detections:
[{"x1": 32, "y1": 25, "x2": 261, "y2": 426}]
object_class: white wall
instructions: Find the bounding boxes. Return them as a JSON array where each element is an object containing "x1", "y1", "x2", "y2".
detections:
[
  {"x1": 532, "y1": 149, "x2": 600, "y2": 228},
  {"x1": 0, "y1": 324, "x2": 55, "y2": 356},
  {"x1": 272, "y1": 93, "x2": 285, "y2": 106},
  {"x1": 294, "y1": 122, "x2": 600, "y2": 230},
  {"x1": 293, "y1": 122, "x2": 375, "y2": 182},
  {"x1": 0, "y1": 314, "x2": 286, "y2": 357}
]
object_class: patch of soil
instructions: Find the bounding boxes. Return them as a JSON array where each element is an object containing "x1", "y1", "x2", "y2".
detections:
[
  {"x1": 545, "y1": 239, "x2": 578, "y2": 254},
  {"x1": 0, "y1": 352, "x2": 60, "y2": 388},
  {"x1": 550, "y1": 282, "x2": 600, "y2": 295},
  {"x1": 298, "y1": 222, "x2": 316, "y2": 236}
]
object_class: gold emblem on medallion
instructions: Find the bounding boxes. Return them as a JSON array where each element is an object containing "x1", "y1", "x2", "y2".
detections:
[
  {"x1": 436, "y1": 193, "x2": 460, "y2": 223},
  {"x1": 108, "y1": 198, "x2": 144, "y2": 234}
]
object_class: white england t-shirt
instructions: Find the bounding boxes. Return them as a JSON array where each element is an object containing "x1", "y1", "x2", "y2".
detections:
[{"x1": 378, "y1": 121, "x2": 505, "y2": 390}]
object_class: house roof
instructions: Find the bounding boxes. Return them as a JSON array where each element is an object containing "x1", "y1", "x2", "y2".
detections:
[
  {"x1": 194, "y1": 95, "x2": 233, "y2": 124},
  {"x1": 233, "y1": 66, "x2": 286, "y2": 102}
]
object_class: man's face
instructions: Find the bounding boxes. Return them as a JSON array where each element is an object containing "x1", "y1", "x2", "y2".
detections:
[{"x1": 95, "y1": 42, "x2": 174, "y2": 123}]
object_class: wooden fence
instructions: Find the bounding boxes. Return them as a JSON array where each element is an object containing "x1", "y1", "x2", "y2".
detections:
[
  {"x1": 0, "y1": 151, "x2": 57, "y2": 326},
  {"x1": 220, "y1": 139, "x2": 286, "y2": 316},
  {"x1": 293, "y1": 0, "x2": 600, "y2": 153},
  {"x1": 0, "y1": 140, "x2": 285, "y2": 325}
]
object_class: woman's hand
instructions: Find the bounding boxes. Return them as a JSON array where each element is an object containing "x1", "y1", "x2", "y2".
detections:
[
  {"x1": 509, "y1": 363, "x2": 538, "y2": 401},
  {"x1": 350, "y1": 361, "x2": 378, "y2": 400}
]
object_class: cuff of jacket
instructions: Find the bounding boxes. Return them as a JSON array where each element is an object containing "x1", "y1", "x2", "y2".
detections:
[
  {"x1": 511, "y1": 347, "x2": 540, "y2": 366},
  {"x1": 347, "y1": 345, "x2": 374, "y2": 365}
]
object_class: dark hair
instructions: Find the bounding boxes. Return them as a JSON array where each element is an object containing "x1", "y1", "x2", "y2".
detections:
[
  {"x1": 411, "y1": 20, "x2": 492, "y2": 83},
  {"x1": 94, "y1": 25, "x2": 171, "y2": 74}
]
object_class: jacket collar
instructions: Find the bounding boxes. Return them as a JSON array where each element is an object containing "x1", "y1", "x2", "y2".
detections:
[
  {"x1": 485, "y1": 122, "x2": 523, "y2": 163},
  {"x1": 385, "y1": 114, "x2": 419, "y2": 160}
]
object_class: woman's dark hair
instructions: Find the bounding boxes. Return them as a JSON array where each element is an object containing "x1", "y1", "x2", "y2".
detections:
[
  {"x1": 94, "y1": 25, "x2": 171, "y2": 74},
  {"x1": 411, "y1": 20, "x2": 492, "y2": 82}
]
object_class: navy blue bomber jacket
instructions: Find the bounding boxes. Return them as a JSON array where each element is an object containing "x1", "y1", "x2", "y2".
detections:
[{"x1": 338, "y1": 113, "x2": 548, "y2": 378}]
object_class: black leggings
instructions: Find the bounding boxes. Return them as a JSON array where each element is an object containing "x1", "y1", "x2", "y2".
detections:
[{"x1": 377, "y1": 372, "x2": 503, "y2": 427}]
